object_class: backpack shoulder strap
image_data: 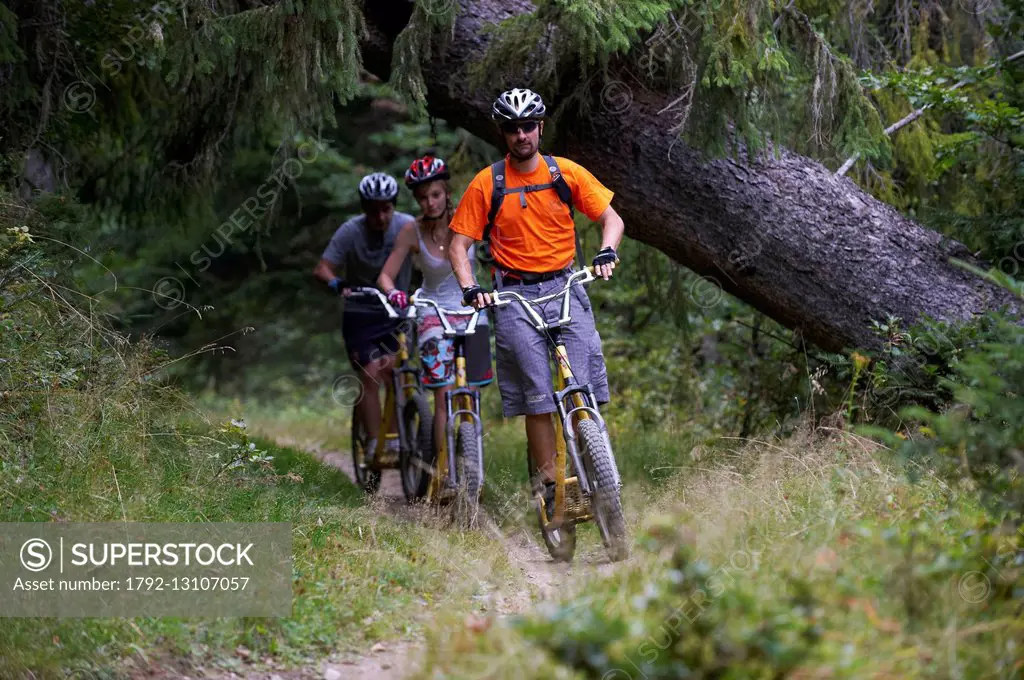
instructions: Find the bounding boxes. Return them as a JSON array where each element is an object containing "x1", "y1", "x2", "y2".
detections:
[
  {"x1": 481, "y1": 155, "x2": 585, "y2": 269},
  {"x1": 543, "y1": 154, "x2": 585, "y2": 268},
  {"x1": 542, "y1": 154, "x2": 574, "y2": 216},
  {"x1": 482, "y1": 159, "x2": 506, "y2": 244}
]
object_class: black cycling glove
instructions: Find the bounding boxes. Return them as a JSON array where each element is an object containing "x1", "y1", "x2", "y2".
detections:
[
  {"x1": 462, "y1": 285, "x2": 487, "y2": 307},
  {"x1": 592, "y1": 246, "x2": 617, "y2": 268},
  {"x1": 328, "y1": 277, "x2": 346, "y2": 294}
]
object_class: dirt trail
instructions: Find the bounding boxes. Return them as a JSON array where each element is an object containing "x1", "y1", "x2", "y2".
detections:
[
  {"x1": 307, "y1": 445, "x2": 573, "y2": 679},
  {"x1": 313, "y1": 448, "x2": 572, "y2": 600},
  {"x1": 213, "y1": 436, "x2": 572, "y2": 679},
  {"x1": 283, "y1": 437, "x2": 571, "y2": 590},
  {"x1": 131, "y1": 438, "x2": 608, "y2": 679}
]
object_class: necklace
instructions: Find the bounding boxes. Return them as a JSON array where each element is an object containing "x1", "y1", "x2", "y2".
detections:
[{"x1": 424, "y1": 216, "x2": 447, "y2": 251}]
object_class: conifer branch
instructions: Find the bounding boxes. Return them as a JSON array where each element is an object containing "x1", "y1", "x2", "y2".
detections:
[{"x1": 836, "y1": 49, "x2": 1024, "y2": 177}]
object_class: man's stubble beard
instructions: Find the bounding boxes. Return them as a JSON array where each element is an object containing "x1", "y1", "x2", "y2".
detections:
[{"x1": 509, "y1": 137, "x2": 539, "y2": 162}]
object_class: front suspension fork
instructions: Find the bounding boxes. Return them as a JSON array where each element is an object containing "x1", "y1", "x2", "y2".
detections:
[{"x1": 444, "y1": 388, "x2": 483, "y2": 488}]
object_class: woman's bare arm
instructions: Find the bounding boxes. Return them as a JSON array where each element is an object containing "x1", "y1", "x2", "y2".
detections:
[{"x1": 378, "y1": 221, "x2": 419, "y2": 292}]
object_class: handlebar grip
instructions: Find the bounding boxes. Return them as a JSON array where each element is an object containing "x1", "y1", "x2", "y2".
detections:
[{"x1": 585, "y1": 257, "x2": 621, "y2": 273}]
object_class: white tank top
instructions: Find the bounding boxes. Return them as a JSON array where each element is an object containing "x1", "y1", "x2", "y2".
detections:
[{"x1": 412, "y1": 223, "x2": 483, "y2": 319}]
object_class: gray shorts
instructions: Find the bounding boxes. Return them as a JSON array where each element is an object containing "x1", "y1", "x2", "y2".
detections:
[{"x1": 491, "y1": 272, "x2": 610, "y2": 417}]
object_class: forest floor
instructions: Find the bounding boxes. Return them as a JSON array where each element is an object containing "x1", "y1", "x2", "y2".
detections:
[
  {"x1": 256, "y1": 437, "x2": 617, "y2": 680},
  {"x1": 136, "y1": 400, "x2": 1015, "y2": 680},
  {"x1": 4, "y1": 395, "x2": 1015, "y2": 679},
  {"x1": 113, "y1": 426, "x2": 588, "y2": 680}
]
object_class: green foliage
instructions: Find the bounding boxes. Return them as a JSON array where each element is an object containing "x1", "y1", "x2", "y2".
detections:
[
  {"x1": 1, "y1": 0, "x2": 365, "y2": 229},
  {"x1": 897, "y1": 327, "x2": 1024, "y2": 519},
  {"x1": 545, "y1": 0, "x2": 679, "y2": 66},
  {"x1": 857, "y1": 267, "x2": 1024, "y2": 520},
  {"x1": 473, "y1": 0, "x2": 886, "y2": 162},
  {"x1": 471, "y1": 0, "x2": 679, "y2": 95},
  {"x1": 863, "y1": 62, "x2": 1024, "y2": 138},
  {"x1": 215, "y1": 417, "x2": 277, "y2": 476},
  {"x1": 416, "y1": 439, "x2": 1022, "y2": 679},
  {"x1": 840, "y1": 312, "x2": 1007, "y2": 422},
  {"x1": 515, "y1": 522, "x2": 821, "y2": 678},
  {"x1": 864, "y1": 332, "x2": 1024, "y2": 520},
  {"x1": 841, "y1": 2, "x2": 1024, "y2": 266},
  {"x1": 0, "y1": 5, "x2": 23, "y2": 66},
  {"x1": 390, "y1": 1, "x2": 459, "y2": 117}
]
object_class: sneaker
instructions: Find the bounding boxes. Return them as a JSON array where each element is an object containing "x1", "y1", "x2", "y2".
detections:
[{"x1": 542, "y1": 481, "x2": 556, "y2": 522}]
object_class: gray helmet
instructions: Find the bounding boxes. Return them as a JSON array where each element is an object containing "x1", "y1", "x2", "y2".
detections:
[
  {"x1": 491, "y1": 88, "x2": 546, "y2": 122},
  {"x1": 358, "y1": 172, "x2": 399, "y2": 202}
]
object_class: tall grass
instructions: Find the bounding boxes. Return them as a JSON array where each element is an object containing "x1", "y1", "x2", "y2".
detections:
[
  {"x1": 5, "y1": 191, "x2": 1020, "y2": 678},
  {"x1": 411, "y1": 430, "x2": 1023, "y2": 679},
  {"x1": 0, "y1": 197, "x2": 521, "y2": 677}
]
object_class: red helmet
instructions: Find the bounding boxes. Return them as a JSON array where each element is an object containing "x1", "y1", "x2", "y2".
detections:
[{"x1": 404, "y1": 155, "x2": 450, "y2": 188}]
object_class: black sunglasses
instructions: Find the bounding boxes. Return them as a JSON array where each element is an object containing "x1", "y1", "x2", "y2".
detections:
[{"x1": 500, "y1": 120, "x2": 539, "y2": 135}]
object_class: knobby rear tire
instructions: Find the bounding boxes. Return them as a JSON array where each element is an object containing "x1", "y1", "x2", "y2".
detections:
[
  {"x1": 351, "y1": 415, "x2": 382, "y2": 495},
  {"x1": 400, "y1": 392, "x2": 435, "y2": 502},
  {"x1": 578, "y1": 419, "x2": 628, "y2": 562}
]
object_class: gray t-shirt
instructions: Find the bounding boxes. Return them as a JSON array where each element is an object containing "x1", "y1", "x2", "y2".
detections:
[{"x1": 321, "y1": 212, "x2": 414, "y2": 314}]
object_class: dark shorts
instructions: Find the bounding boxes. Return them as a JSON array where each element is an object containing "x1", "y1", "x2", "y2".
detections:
[
  {"x1": 417, "y1": 312, "x2": 494, "y2": 388},
  {"x1": 341, "y1": 309, "x2": 404, "y2": 369},
  {"x1": 491, "y1": 272, "x2": 610, "y2": 417}
]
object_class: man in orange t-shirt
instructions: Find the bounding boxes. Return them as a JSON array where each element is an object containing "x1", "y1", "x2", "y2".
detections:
[{"x1": 448, "y1": 88, "x2": 625, "y2": 515}]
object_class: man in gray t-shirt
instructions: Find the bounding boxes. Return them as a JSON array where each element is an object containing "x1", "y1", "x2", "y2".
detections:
[
  {"x1": 313, "y1": 172, "x2": 414, "y2": 462},
  {"x1": 319, "y1": 213, "x2": 414, "y2": 315}
]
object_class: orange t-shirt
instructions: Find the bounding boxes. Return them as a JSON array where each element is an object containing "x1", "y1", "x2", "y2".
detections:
[{"x1": 449, "y1": 155, "x2": 614, "y2": 273}]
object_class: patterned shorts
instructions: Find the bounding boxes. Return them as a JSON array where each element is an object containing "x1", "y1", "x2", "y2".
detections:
[{"x1": 417, "y1": 312, "x2": 494, "y2": 388}]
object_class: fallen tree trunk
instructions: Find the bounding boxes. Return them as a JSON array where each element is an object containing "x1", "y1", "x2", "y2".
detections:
[{"x1": 362, "y1": 0, "x2": 1019, "y2": 352}]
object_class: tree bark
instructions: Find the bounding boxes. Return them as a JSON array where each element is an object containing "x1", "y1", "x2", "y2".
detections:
[{"x1": 362, "y1": 0, "x2": 1019, "y2": 352}]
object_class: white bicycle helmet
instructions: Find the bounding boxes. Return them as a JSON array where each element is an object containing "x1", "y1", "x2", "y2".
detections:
[
  {"x1": 491, "y1": 88, "x2": 546, "y2": 122},
  {"x1": 358, "y1": 172, "x2": 399, "y2": 202}
]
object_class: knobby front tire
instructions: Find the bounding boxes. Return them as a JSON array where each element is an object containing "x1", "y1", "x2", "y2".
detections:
[
  {"x1": 454, "y1": 422, "x2": 482, "y2": 529},
  {"x1": 578, "y1": 419, "x2": 629, "y2": 562},
  {"x1": 400, "y1": 392, "x2": 435, "y2": 502}
]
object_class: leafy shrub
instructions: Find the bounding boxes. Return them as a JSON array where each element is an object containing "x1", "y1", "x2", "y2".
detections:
[
  {"x1": 0, "y1": 191, "x2": 276, "y2": 516},
  {"x1": 851, "y1": 312, "x2": 1006, "y2": 422},
  {"x1": 511, "y1": 519, "x2": 822, "y2": 678},
  {"x1": 861, "y1": 268, "x2": 1024, "y2": 521},
  {"x1": 875, "y1": 320, "x2": 1023, "y2": 519}
]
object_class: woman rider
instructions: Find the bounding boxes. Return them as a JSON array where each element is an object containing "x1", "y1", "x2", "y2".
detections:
[{"x1": 378, "y1": 155, "x2": 494, "y2": 461}]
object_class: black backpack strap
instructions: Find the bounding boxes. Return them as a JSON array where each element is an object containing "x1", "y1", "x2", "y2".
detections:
[
  {"x1": 482, "y1": 159, "x2": 506, "y2": 245},
  {"x1": 543, "y1": 155, "x2": 575, "y2": 217},
  {"x1": 482, "y1": 155, "x2": 586, "y2": 269},
  {"x1": 509, "y1": 182, "x2": 554, "y2": 207},
  {"x1": 543, "y1": 155, "x2": 585, "y2": 268}
]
